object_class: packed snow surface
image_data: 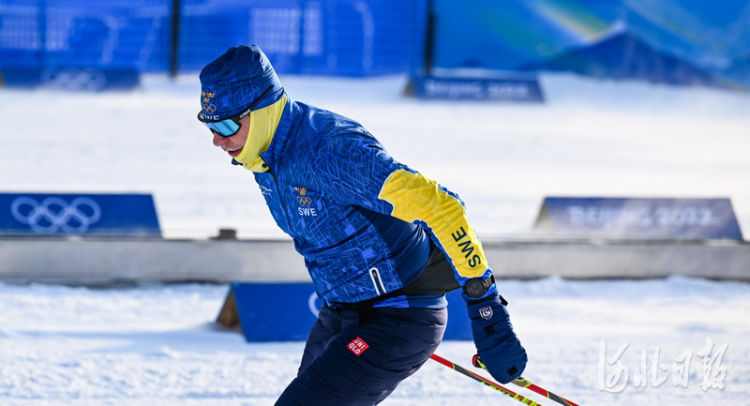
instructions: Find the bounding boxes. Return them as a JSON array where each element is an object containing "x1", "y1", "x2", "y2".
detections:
[{"x1": 0, "y1": 277, "x2": 748, "y2": 405}]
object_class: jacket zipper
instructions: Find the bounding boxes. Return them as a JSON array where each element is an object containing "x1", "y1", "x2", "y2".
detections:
[{"x1": 369, "y1": 267, "x2": 388, "y2": 295}]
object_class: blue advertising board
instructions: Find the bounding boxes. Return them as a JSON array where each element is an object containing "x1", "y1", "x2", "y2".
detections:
[
  {"x1": 534, "y1": 197, "x2": 743, "y2": 240},
  {"x1": 231, "y1": 282, "x2": 472, "y2": 342},
  {"x1": 411, "y1": 75, "x2": 544, "y2": 102},
  {"x1": 0, "y1": 193, "x2": 161, "y2": 237},
  {"x1": 0, "y1": 67, "x2": 140, "y2": 91}
]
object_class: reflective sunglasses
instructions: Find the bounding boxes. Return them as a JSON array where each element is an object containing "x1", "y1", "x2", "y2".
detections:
[{"x1": 197, "y1": 85, "x2": 274, "y2": 137}]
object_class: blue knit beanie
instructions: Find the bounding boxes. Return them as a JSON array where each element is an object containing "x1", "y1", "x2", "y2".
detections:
[{"x1": 199, "y1": 45, "x2": 283, "y2": 120}]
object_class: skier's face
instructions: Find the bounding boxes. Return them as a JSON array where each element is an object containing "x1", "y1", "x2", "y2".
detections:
[{"x1": 212, "y1": 115, "x2": 249, "y2": 158}]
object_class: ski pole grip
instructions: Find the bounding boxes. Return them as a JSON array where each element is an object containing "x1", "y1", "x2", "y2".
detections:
[{"x1": 472, "y1": 354, "x2": 485, "y2": 369}]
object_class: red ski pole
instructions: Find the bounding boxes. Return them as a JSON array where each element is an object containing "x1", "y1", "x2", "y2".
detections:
[
  {"x1": 429, "y1": 353, "x2": 543, "y2": 405},
  {"x1": 472, "y1": 354, "x2": 579, "y2": 406}
]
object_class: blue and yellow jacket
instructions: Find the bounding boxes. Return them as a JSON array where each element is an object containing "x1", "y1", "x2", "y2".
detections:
[{"x1": 238, "y1": 92, "x2": 493, "y2": 305}]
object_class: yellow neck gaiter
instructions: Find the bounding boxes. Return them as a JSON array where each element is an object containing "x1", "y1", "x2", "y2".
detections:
[{"x1": 234, "y1": 94, "x2": 288, "y2": 172}]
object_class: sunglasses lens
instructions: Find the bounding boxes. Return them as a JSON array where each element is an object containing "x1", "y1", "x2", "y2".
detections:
[{"x1": 204, "y1": 119, "x2": 240, "y2": 137}]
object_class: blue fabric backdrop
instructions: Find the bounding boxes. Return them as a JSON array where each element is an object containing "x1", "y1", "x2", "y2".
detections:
[
  {"x1": 432, "y1": 0, "x2": 750, "y2": 88},
  {"x1": 0, "y1": 0, "x2": 427, "y2": 77}
]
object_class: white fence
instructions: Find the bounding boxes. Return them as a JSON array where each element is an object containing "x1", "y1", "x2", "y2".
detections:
[{"x1": 1, "y1": 238, "x2": 748, "y2": 285}]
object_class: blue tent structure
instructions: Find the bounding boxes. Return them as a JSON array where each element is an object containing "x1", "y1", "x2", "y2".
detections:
[
  {"x1": 519, "y1": 29, "x2": 721, "y2": 88},
  {"x1": 429, "y1": 0, "x2": 750, "y2": 90}
]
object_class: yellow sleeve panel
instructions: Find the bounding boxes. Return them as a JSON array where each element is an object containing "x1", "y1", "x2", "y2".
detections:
[{"x1": 378, "y1": 169, "x2": 488, "y2": 279}]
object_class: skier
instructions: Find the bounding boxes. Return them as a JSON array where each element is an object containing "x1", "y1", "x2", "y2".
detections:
[{"x1": 197, "y1": 45, "x2": 527, "y2": 405}]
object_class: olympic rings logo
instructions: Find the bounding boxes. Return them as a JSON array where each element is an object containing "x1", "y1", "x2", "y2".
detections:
[
  {"x1": 202, "y1": 104, "x2": 217, "y2": 114},
  {"x1": 308, "y1": 292, "x2": 322, "y2": 317},
  {"x1": 296, "y1": 196, "x2": 312, "y2": 207},
  {"x1": 41, "y1": 68, "x2": 107, "y2": 91},
  {"x1": 10, "y1": 196, "x2": 102, "y2": 233}
]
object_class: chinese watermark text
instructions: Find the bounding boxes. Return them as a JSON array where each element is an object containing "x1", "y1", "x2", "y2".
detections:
[{"x1": 598, "y1": 338, "x2": 728, "y2": 392}]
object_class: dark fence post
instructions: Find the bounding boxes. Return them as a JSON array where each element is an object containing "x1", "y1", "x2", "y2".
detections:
[
  {"x1": 38, "y1": 0, "x2": 47, "y2": 67},
  {"x1": 422, "y1": 0, "x2": 434, "y2": 75},
  {"x1": 169, "y1": 0, "x2": 181, "y2": 77}
]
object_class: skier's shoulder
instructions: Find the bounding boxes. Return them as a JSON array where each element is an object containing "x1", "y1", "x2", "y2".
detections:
[{"x1": 297, "y1": 102, "x2": 371, "y2": 139}]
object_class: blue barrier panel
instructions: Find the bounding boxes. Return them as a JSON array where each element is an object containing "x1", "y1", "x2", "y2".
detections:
[
  {"x1": 534, "y1": 197, "x2": 743, "y2": 240},
  {"x1": 0, "y1": 67, "x2": 140, "y2": 91},
  {"x1": 444, "y1": 288, "x2": 472, "y2": 340},
  {"x1": 231, "y1": 282, "x2": 472, "y2": 342},
  {"x1": 232, "y1": 283, "x2": 319, "y2": 342},
  {"x1": 411, "y1": 75, "x2": 544, "y2": 102},
  {"x1": 0, "y1": 193, "x2": 161, "y2": 237}
]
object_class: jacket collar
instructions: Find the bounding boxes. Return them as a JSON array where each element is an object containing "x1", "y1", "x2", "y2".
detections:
[
  {"x1": 257, "y1": 93, "x2": 302, "y2": 172},
  {"x1": 231, "y1": 92, "x2": 300, "y2": 172}
]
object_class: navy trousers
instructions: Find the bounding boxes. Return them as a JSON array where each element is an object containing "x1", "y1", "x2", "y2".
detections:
[{"x1": 275, "y1": 305, "x2": 447, "y2": 406}]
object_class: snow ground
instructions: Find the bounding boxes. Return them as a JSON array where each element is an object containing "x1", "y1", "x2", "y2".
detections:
[{"x1": 0, "y1": 277, "x2": 748, "y2": 405}]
